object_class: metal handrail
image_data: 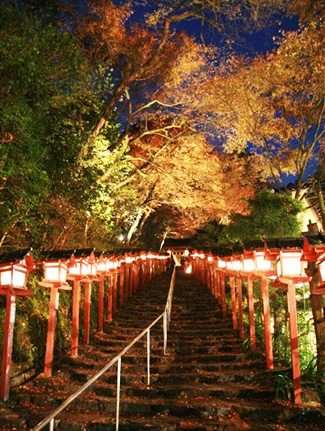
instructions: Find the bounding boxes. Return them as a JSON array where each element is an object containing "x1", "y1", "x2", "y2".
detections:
[{"x1": 33, "y1": 265, "x2": 176, "y2": 431}]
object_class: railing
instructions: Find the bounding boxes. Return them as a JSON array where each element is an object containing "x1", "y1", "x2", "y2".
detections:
[{"x1": 33, "y1": 265, "x2": 177, "y2": 431}]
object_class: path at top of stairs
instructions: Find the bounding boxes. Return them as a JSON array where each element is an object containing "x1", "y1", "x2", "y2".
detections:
[{"x1": 1, "y1": 268, "x2": 325, "y2": 430}]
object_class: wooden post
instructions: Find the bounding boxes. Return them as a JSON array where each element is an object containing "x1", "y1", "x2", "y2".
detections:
[
  {"x1": 141, "y1": 260, "x2": 145, "y2": 287},
  {"x1": 44, "y1": 288, "x2": 59, "y2": 377},
  {"x1": 261, "y1": 276, "x2": 274, "y2": 370},
  {"x1": 212, "y1": 268, "x2": 216, "y2": 297},
  {"x1": 237, "y1": 276, "x2": 244, "y2": 339},
  {"x1": 247, "y1": 276, "x2": 256, "y2": 349},
  {"x1": 98, "y1": 275, "x2": 104, "y2": 333},
  {"x1": 107, "y1": 274, "x2": 113, "y2": 323},
  {"x1": 124, "y1": 264, "x2": 130, "y2": 301},
  {"x1": 129, "y1": 264, "x2": 134, "y2": 297},
  {"x1": 287, "y1": 280, "x2": 302, "y2": 405},
  {"x1": 112, "y1": 271, "x2": 118, "y2": 313},
  {"x1": 221, "y1": 272, "x2": 227, "y2": 317},
  {"x1": 215, "y1": 270, "x2": 220, "y2": 303},
  {"x1": 71, "y1": 280, "x2": 80, "y2": 357},
  {"x1": 0, "y1": 294, "x2": 16, "y2": 401},
  {"x1": 134, "y1": 263, "x2": 139, "y2": 294},
  {"x1": 83, "y1": 281, "x2": 92, "y2": 344},
  {"x1": 230, "y1": 275, "x2": 237, "y2": 330},
  {"x1": 119, "y1": 269, "x2": 124, "y2": 307}
]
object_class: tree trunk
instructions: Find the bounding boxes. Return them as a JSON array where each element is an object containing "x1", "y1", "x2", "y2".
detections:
[
  {"x1": 126, "y1": 209, "x2": 143, "y2": 245},
  {"x1": 308, "y1": 263, "x2": 325, "y2": 375},
  {"x1": 316, "y1": 180, "x2": 325, "y2": 230}
]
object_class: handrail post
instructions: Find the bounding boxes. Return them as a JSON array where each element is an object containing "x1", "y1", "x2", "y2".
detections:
[
  {"x1": 49, "y1": 419, "x2": 54, "y2": 431},
  {"x1": 147, "y1": 329, "x2": 150, "y2": 387},
  {"x1": 163, "y1": 312, "x2": 167, "y2": 355},
  {"x1": 116, "y1": 357, "x2": 121, "y2": 431}
]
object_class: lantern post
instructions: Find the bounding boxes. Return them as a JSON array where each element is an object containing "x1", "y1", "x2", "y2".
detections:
[
  {"x1": 236, "y1": 275, "x2": 244, "y2": 339},
  {"x1": 254, "y1": 248, "x2": 276, "y2": 371},
  {"x1": 0, "y1": 249, "x2": 34, "y2": 401},
  {"x1": 67, "y1": 252, "x2": 89, "y2": 357},
  {"x1": 277, "y1": 248, "x2": 311, "y2": 405},
  {"x1": 39, "y1": 252, "x2": 72, "y2": 377},
  {"x1": 242, "y1": 249, "x2": 257, "y2": 349},
  {"x1": 119, "y1": 258, "x2": 125, "y2": 307},
  {"x1": 83, "y1": 251, "x2": 98, "y2": 345},
  {"x1": 96, "y1": 254, "x2": 107, "y2": 333},
  {"x1": 247, "y1": 276, "x2": 256, "y2": 349}
]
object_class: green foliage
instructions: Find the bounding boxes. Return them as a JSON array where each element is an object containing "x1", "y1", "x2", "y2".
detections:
[
  {"x1": 275, "y1": 373, "x2": 293, "y2": 401},
  {"x1": 0, "y1": 4, "x2": 137, "y2": 250},
  {"x1": 219, "y1": 189, "x2": 302, "y2": 244}
]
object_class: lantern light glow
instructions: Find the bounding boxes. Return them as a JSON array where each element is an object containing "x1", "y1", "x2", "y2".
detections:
[
  {"x1": 43, "y1": 261, "x2": 68, "y2": 284},
  {"x1": 277, "y1": 251, "x2": 305, "y2": 277},
  {"x1": 0, "y1": 264, "x2": 28, "y2": 289},
  {"x1": 255, "y1": 251, "x2": 272, "y2": 271}
]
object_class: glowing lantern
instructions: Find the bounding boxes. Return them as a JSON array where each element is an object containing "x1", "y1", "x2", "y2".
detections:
[
  {"x1": 42, "y1": 261, "x2": 68, "y2": 286},
  {"x1": 87, "y1": 252, "x2": 97, "y2": 278},
  {"x1": 0, "y1": 263, "x2": 29, "y2": 290},
  {"x1": 218, "y1": 259, "x2": 227, "y2": 269},
  {"x1": 96, "y1": 256, "x2": 107, "y2": 274},
  {"x1": 243, "y1": 257, "x2": 255, "y2": 272},
  {"x1": 232, "y1": 258, "x2": 243, "y2": 271},
  {"x1": 207, "y1": 255, "x2": 213, "y2": 263},
  {"x1": 254, "y1": 251, "x2": 272, "y2": 271},
  {"x1": 277, "y1": 250, "x2": 306, "y2": 278},
  {"x1": 68, "y1": 257, "x2": 88, "y2": 278},
  {"x1": 226, "y1": 260, "x2": 233, "y2": 270}
]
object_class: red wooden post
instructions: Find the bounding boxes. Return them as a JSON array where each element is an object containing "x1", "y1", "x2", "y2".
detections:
[
  {"x1": 247, "y1": 276, "x2": 256, "y2": 349},
  {"x1": 149, "y1": 259, "x2": 153, "y2": 281},
  {"x1": 83, "y1": 281, "x2": 92, "y2": 344},
  {"x1": 230, "y1": 275, "x2": 237, "y2": 330},
  {"x1": 107, "y1": 274, "x2": 113, "y2": 323},
  {"x1": 237, "y1": 276, "x2": 244, "y2": 339},
  {"x1": 140, "y1": 260, "x2": 145, "y2": 287},
  {"x1": 129, "y1": 264, "x2": 134, "y2": 296},
  {"x1": 287, "y1": 280, "x2": 302, "y2": 405},
  {"x1": 221, "y1": 272, "x2": 227, "y2": 317},
  {"x1": 119, "y1": 268, "x2": 124, "y2": 307},
  {"x1": 98, "y1": 274, "x2": 104, "y2": 332},
  {"x1": 0, "y1": 293, "x2": 16, "y2": 401},
  {"x1": 124, "y1": 264, "x2": 130, "y2": 300},
  {"x1": 215, "y1": 270, "x2": 220, "y2": 302},
  {"x1": 44, "y1": 287, "x2": 59, "y2": 377},
  {"x1": 206, "y1": 265, "x2": 211, "y2": 291},
  {"x1": 112, "y1": 270, "x2": 118, "y2": 313},
  {"x1": 261, "y1": 276, "x2": 274, "y2": 370},
  {"x1": 133, "y1": 263, "x2": 138, "y2": 294},
  {"x1": 71, "y1": 280, "x2": 80, "y2": 356}
]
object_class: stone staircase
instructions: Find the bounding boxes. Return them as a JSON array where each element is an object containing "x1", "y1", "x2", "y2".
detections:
[{"x1": 1, "y1": 268, "x2": 325, "y2": 430}]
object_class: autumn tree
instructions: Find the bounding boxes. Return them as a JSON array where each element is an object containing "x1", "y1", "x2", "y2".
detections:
[{"x1": 195, "y1": 10, "x2": 325, "y2": 204}]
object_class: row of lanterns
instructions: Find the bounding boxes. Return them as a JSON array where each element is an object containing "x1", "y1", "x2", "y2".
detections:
[
  {"x1": 192, "y1": 239, "x2": 325, "y2": 284},
  {"x1": 0, "y1": 250, "x2": 167, "y2": 291},
  {"x1": 190, "y1": 234, "x2": 325, "y2": 406},
  {"x1": 0, "y1": 249, "x2": 169, "y2": 401}
]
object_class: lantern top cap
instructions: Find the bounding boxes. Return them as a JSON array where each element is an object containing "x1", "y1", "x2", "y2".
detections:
[
  {"x1": 243, "y1": 239, "x2": 265, "y2": 251},
  {"x1": 263, "y1": 237, "x2": 303, "y2": 250},
  {"x1": 39, "y1": 249, "x2": 75, "y2": 262},
  {"x1": 303, "y1": 232, "x2": 325, "y2": 247},
  {"x1": 0, "y1": 248, "x2": 34, "y2": 268}
]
